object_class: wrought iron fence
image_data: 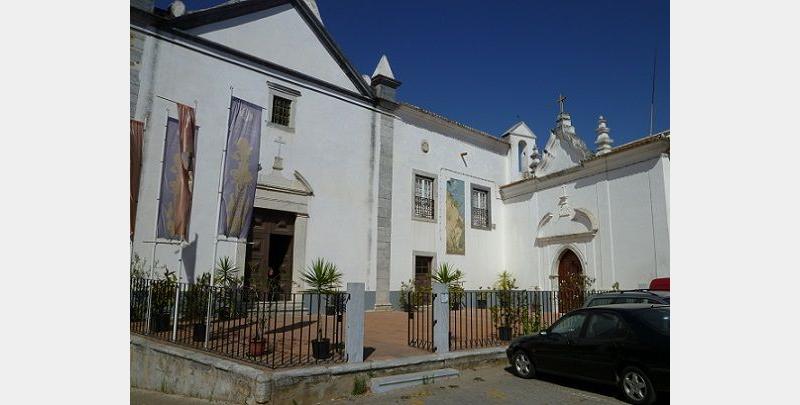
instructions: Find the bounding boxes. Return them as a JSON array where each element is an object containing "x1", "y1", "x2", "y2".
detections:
[
  {"x1": 406, "y1": 290, "x2": 435, "y2": 351},
  {"x1": 448, "y1": 289, "x2": 608, "y2": 351},
  {"x1": 129, "y1": 277, "x2": 348, "y2": 369}
]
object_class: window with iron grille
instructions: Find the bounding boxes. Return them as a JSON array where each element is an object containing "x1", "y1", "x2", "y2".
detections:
[
  {"x1": 414, "y1": 175, "x2": 434, "y2": 220},
  {"x1": 471, "y1": 187, "x2": 490, "y2": 229},
  {"x1": 271, "y1": 95, "x2": 292, "y2": 126}
]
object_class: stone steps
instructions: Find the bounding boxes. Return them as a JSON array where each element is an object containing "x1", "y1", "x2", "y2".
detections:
[{"x1": 369, "y1": 368, "x2": 460, "y2": 394}]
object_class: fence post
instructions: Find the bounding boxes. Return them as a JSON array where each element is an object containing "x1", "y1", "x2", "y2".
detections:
[
  {"x1": 345, "y1": 282, "x2": 365, "y2": 363},
  {"x1": 171, "y1": 283, "x2": 180, "y2": 341},
  {"x1": 203, "y1": 287, "x2": 213, "y2": 349},
  {"x1": 144, "y1": 280, "x2": 153, "y2": 334},
  {"x1": 432, "y1": 282, "x2": 449, "y2": 354}
]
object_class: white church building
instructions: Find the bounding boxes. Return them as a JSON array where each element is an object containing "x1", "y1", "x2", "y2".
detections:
[{"x1": 130, "y1": 0, "x2": 669, "y2": 309}]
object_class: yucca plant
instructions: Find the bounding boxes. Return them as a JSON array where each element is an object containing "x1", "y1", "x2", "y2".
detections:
[
  {"x1": 214, "y1": 256, "x2": 241, "y2": 287},
  {"x1": 432, "y1": 262, "x2": 464, "y2": 310},
  {"x1": 300, "y1": 258, "x2": 343, "y2": 294}
]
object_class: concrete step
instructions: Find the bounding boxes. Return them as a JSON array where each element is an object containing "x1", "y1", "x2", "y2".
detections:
[{"x1": 369, "y1": 368, "x2": 460, "y2": 394}]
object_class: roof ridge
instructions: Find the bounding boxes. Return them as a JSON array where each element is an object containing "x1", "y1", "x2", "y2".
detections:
[{"x1": 400, "y1": 102, "x2": 508, "y2": 145}]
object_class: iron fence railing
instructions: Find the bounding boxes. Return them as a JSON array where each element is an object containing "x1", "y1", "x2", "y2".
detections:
[
  {"x1": 448, "y1": 289, "x2": 609, "y2": 351},
  {"x1": 406, "y1": 291, "x2": 435, "y2": 352},
  {"x1": 130, "y1": 277, "x2": 348, "y2": 369}
]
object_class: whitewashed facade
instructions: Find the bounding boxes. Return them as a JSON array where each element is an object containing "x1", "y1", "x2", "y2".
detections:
[{"x1": 130, "y1": 0, "x2": 669, "y2": 308}]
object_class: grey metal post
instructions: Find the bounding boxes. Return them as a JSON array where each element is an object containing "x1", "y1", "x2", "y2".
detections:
[
  {"x1": 171, "y1": 283, "x2": 180, "y2": 341},
  {"x1": 432, "y1": 282, "x2": 449, "y2": 354},
  {"x1": 345, "y1": 282, "x2": 365, "y2": 363}
]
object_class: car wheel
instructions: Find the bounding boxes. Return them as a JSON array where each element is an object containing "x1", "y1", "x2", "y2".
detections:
[
  {"x1": 620, "y1": 366, "x2": 656, "y2": 404},
  {"x1": 512, "y1": 350, "x2": 536, "y2": 379}
]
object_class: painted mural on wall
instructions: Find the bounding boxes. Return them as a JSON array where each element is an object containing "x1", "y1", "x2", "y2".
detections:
[{"x1": 446, "y1": 179, "x2": 466, "y2": 255}]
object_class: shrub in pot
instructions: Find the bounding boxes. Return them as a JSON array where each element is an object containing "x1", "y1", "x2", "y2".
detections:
[
  {"x1": 490, "y1": 271, "x2": 528, "y2": 341},
  {"x1": 150, "y1": 269, "x2": 177, "y2": 332},
  {"x1": 300, "y1": 257, "x2": 343, "y2": 316},
  {"x1": 311, "y1": 328, "x2": 332, "y2": 360},
  {"x1": 186, "y1": 273, "x2": 211, "y2": 342},
  {"x1": 432, "y1": 263, "x2": 465, "y2": 310}
]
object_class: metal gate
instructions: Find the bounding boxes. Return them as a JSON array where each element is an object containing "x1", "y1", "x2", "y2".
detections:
[{"x1": 406, "y1": 290, "x2": 436, "y2": 352}]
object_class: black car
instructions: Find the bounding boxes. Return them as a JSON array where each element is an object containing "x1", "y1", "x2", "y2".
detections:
[
  {"x1": 584, "y1": 290, "x2": 670, "y2": 308},
  {"x1": 506, "y1": 304, "x2": 669, "y2": 404}
]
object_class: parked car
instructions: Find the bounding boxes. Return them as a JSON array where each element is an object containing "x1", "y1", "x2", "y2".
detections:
[
  {"x1": 584, "y1": 290, "x2": 669, "y2": 308},
  {"x1": 506, "y1": 304, "x2": 669, "y2": 404}
]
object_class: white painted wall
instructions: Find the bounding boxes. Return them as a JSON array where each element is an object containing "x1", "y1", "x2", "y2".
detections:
[
  {"x1": 390, "y1": 120, "x2": 509, "y2": 291},
  {"x1": 131, "y1": 30, "x2": 380, "y2": 289},
  {"x1": 503, "y1": 154, "x2": 670, "y2": 291},
  {"x1": 187, "y1": 4, "x2": 360, "y2": 93}
]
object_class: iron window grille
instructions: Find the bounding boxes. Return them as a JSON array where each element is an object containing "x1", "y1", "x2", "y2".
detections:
[
  {"x1": 414, "y1": 175, "x2": 434, "y2": 219},
  {"x1": 271, "y1": 95, "x2": 292, "y2": 126},
  {"x1": 471, "y1": 188, "x2": 489, "y2": 228}
]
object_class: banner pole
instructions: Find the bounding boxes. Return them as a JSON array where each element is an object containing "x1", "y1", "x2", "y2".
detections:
[
  {"x1": 204, "y1": 87, "x2": 234, "y2": 348},
  {"x1": 144, "y1": 110, "x2": 170, "y2": 334}
]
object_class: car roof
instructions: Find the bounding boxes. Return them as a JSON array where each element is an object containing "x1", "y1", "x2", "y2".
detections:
[
  {"x1": 589, "y1": 290, "x2": 669, "y2": 298},
  {"x1": 585, "y1": 303, "x2": 670, "y2": 311}
]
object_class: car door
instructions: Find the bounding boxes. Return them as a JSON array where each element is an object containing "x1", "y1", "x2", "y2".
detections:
[
  {"x1": 533, "y1": 312, "x2": 588, "y2": 375},
  {"x1": 573, "y1": 311, "x2": 629, "y2": 383}
]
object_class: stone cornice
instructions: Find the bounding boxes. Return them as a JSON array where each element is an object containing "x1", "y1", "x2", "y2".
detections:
[{"x1": 500, "y1": 132, "x2": 669, "y2": 200}]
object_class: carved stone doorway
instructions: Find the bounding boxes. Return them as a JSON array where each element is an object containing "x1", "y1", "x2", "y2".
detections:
[
  {"x1": 557, "y1": 249, "x2": 584, "y2": 312},
  {"x1": 245, "y1": 208, "x2": 296, "y2": 298}
]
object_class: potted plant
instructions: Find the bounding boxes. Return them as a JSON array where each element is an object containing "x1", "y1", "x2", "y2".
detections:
[
  {"x1": 476, "y1": 286, "x2": 488, "y2": 309},
  {"x1": 311, "y1": 327, "x2": 332, "y2": 359},
  {"x1": 300, "y1": 258, "x2": 343, "y2": 359},
  {"x1": 432, "y1": 262, "x2": 464, "y2": 310},
  {"x1": 186, "y1": 273, "x2": 211, "y2": 342},
  {"x1": 213, "y1": 257, "x2": 243, "y2": 320},
  {"x1": 490, "y1": 271, "x2": 524, "y2": 341},
  {"x1": 248, "y1": 301, "x2": 270, "y2": 356},
  {"x1": 150, "y1": 269, "x2": 177, "y2": 332},
  {"x1": 399, "y1": 279, "x2": 414, "y2": 313}
]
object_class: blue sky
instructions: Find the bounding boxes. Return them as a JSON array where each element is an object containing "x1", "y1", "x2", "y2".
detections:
[{"x1": 155, "y1": 0, "x2": 669, "y2": 148}]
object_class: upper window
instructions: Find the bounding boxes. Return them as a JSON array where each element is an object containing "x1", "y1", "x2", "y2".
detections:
[
  {"x1": 271, "y1": 95, "x2": 292, "y2": 127},
  {"x1": 518, "y1": 140, "x2": 528, "y2": 172},
  {"x1": 471, "y1": 187, "x2": 490, "y2": 229},
  {"x1": 414, "y1": 175, "x2": 435, "y2": 220}
]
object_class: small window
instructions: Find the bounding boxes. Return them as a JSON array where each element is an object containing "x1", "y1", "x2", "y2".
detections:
[
  {"x1": 271, "y1": 95, "x2": 292, "y2": 126},
  {"x1": 471, "y1": 187, "x2": 490, "y2": 229},
  {"x1": 414, "y1": 175, "x2": 435, "y2": 220}
]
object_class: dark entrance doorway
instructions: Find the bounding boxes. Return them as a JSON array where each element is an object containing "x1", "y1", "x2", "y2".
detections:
[
  {"x1": 414, "y1": 256, "x2": 432, "y2": 304},
  {"x1": 245, "y1": 208, "x2": 296, "y2": 297},
  {"x1": 557, "y1": 249, "x2": 584, "y2": 312}
]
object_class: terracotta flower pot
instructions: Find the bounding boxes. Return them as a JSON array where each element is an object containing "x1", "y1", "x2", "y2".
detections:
[{"x1": 249, "y1": 339, "x2": 267, "y2": 357}]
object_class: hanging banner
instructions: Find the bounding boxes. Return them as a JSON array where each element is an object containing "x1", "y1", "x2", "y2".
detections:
[
  {"x1": 130, "y1": 119, "x2": 144, "y2": 240},
  {"x1": 446, "y1": 178, "x2": 466, "y2": 255},
  {"x1": 218, "y1": 97, "x2": 263, "y2": 239}
]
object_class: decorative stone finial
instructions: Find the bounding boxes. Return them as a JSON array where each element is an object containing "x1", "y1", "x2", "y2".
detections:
[
  {"x1": 372, "y1": 55, "x2": 395, "y2": 80},
  {"x1": 594, "y1": 115, "x2": 613, "y2": 155},
  {"x1": 529, "y1": 143, "x2": 541, "y2": 173}
]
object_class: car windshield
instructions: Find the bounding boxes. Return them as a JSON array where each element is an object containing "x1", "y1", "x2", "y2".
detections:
[{"x1": 633, "y1": 308, "x2": 670, "y2": 335}]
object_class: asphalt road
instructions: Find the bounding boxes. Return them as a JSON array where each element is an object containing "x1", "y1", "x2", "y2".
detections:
[
  {"x1": 131, "y1": 364, "x2": 668, "y2": 405},
  {"x1": 331, "y1": 365, "x2": 632, "y2": 405}
]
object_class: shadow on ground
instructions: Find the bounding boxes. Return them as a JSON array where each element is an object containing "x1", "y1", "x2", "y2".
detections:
[{"x1": 502, "y1": 367, "x2": 670, "y2": 404}]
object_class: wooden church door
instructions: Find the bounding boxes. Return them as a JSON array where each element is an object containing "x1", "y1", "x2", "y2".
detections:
[{"x1": 557, "y1": 249, "x2": 584, "y2": 313}]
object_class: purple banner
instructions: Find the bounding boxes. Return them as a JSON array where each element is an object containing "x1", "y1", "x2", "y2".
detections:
[
  {"x1": 157, "y1": 117, "x2": 185, "y2": 240},
  {"x1": 218, "y1": 97, "x2": 263, "y2": 239}
]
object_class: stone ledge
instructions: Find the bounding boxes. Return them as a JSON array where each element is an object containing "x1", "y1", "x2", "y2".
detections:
[{"x1": 131, "y1": 334, "x2": 506, "y2": 404}]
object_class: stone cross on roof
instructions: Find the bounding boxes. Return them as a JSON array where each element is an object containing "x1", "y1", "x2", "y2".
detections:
[{"x1": 557, "y1": 94, "x2": 567, "y2": 113}]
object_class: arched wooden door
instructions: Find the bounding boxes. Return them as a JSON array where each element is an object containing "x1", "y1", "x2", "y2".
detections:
[{"x1": 557, "y1": 249, "x2": 584, "y2": 313}]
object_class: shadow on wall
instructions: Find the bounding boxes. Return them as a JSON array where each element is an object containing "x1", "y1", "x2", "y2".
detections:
[{"x1": 181, "y1": 233, "x2": 199, "y2": 281}]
